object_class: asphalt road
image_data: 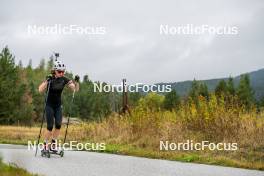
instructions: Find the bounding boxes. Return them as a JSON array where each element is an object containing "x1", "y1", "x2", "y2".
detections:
[{"x1": 0, "y1": 144, "x2": 263, "y2": 176}]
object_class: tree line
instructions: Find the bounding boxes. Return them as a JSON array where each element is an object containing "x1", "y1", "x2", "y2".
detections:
[{"x1": 0, "y1": 46, "x2": 262, "y2": 125}]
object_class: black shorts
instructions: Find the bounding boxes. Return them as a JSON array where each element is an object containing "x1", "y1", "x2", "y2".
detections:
[{"x1": 45, "y1": 104, "x2": 62, "y2": 131}]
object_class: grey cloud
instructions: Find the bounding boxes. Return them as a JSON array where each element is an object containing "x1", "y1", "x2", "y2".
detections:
[{"x1": 0, "y1": 0, "x2": 263, "y2": 84}]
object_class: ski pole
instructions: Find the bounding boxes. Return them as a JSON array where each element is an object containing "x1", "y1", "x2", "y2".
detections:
[
  {"x1": 35, "y1": 80, "x2": 51, "y2": 157},
  {"x1": 63, "y1": 90, "x2": 75, "y2": 145}
]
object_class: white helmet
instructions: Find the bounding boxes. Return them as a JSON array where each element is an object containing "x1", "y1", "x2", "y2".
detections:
[{"x1": 53, "y1": 60, "x2": 66, "y2": 71}]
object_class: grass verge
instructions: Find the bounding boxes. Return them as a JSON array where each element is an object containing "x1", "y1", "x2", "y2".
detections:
[
  {"x1": 0, "y1": 125, "x2": 263, "y2": 171},
  {"x1": 0, "y1": 158, "x2": 38, "y2": 176}
]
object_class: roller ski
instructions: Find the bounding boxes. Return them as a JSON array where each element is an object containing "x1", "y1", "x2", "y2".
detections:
[
  {"x1": 49, "y1": 139, "x2": 64, "y2": 157},
  {"x1": 50, "y1": 149, "x2": 64, "y2": 157}
]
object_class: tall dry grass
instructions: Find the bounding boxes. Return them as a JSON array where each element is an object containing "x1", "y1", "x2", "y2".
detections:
[
  {"x1": 80, "y1": 95, "x2": 264, "y2": 152},
  {"x1": 1, "y1": 95, "x2": 263, "y2": 150}
]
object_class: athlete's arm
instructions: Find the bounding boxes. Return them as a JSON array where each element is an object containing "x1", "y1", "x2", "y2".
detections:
[
  {"x1": 39, "y1": 74, "x2": 53, "y2": 93},
  {"x1": 67, "y1": 81, "x2": 79, "y2": 92},
  {"x1": 39, "y1": 80, "x2": 48, "y2": 93}
]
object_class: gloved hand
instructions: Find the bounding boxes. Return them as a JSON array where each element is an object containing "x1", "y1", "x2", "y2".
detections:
[
  {"x1": 74, "y1": 75, "x2": 80, "y2": 82},
  {"x1": 46, "y1": 74, "x2": 53, "y2": 81}
]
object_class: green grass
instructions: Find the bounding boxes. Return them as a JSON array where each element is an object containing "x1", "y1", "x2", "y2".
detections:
[{"x1": 0, "y1": 158, "x2": 38, "y2": 176}]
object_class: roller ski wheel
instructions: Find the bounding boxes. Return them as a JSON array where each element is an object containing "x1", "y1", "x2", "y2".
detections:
[
  {"x1": 41, "y1": 149, "x2": 50, "y2": 158},
  {"x1": 59, "y1": 150, "x2": 64, "y2": 157}
]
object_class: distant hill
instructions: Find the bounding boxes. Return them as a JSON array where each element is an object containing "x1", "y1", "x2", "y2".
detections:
[{"x1": 157, "y1": 68, "x2": 264, "y2": 100}]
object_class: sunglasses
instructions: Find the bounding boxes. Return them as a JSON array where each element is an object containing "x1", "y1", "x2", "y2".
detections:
[{"x1": 57, "y1": 70, "x2": 65, "y2": 74}]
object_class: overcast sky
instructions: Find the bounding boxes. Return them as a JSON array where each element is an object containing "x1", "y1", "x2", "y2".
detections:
[{"x1": 1, "y1": 0, "x2": 264, "y2": 84}]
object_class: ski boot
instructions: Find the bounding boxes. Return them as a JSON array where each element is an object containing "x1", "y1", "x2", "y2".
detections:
[
  {"x1": 41, "y1": 142, "x2": 50, "y2": 158},
  {"x1": 50, "y1": 139, "x2": 58, "y2": 153}
]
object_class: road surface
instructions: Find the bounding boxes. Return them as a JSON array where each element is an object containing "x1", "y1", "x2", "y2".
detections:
[{"x1": 0, "y1": 144, "x2": 263, "y2": 176}]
